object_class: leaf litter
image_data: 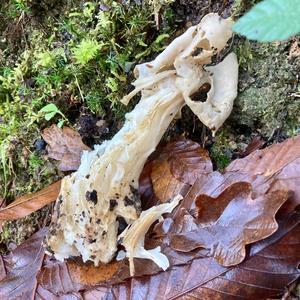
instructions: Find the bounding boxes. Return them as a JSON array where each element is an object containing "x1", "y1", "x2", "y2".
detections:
[
  {"x1": 0, "y1": 134, "x2": 299, "y2": 299},
  {"x1": 42, "y1": 124, "x2": 90, "y2": 172},
  {"x1": 0, "y1": 125, "x2": 89, "y2": 224}
]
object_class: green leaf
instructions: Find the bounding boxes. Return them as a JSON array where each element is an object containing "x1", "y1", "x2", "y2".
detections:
[
  {"x1": 39, "y1": 103, "x2": 59, "y2": 113},
  {"x1": 57, "y1": 119, "x2": 65, "y2": 128},
  {"x1": 233, "y1": 0, "x2": 300, "y2": 42},
  {"x1": 44, "y1": 111, "x2": 57, "y2": 121}
]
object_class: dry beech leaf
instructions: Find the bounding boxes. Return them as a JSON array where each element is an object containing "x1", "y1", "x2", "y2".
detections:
[
  {"x1": 0, "y1": 256, "x2": 6, "y2": 282},
  {"x1": 67, "y1": 260, "x2": 124, "y2": 286},
  {"x1": 226, "y1": 134, "x2": 300, "y2": 212},
  {"x1": 42, "y1": 124, "x2": 90, "y2": 171},
  {"x1": 139, "y1": 161, "x2": 159, "y2": 210},
  {"x1": 140, "y1": 139, "x2": 212, "y2": 206},
  {"x1": 151, "y1": 160, "x2": 189, "y2": 203},
  {"x1": 0, "y1": 228, "x2": 47, "y2": 299},
  {"x1": 242, "y1": 135, "x2": 265, "y2": 157},
  {"x1": 0, "y1": 181, "x2": 61, "y2": 221},
  {"x1": 227, "y1": 134, "x2": 300, "y2": 177},
  {"x1": 160, "y1": 139, "x2": 213, "y2": 185},
  {"x1": 170, "y1": 182, "x2": 289, "y2": 266}
]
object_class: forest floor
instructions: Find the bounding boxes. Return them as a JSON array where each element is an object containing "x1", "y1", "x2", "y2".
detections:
[{"x1": 0, "y1": 0, "x2": 299, "y2": 296}]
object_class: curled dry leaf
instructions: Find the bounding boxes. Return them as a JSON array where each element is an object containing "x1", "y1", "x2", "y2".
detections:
[
  {"x1": 242, "y1": 135, "x2": 265, "y2": 157},
  {"x1": 42, "y1": 124, "x2": 90, "y2": 171},
  {"x1": 226, "y1": 134, "x2": 300, "y2": 177},
  {"x1": 170, "y1": 182, "x2": 289, "y2": 266},
  {"x1": 0, "y1": 181, "x2": 61, "y2": 221},
  {"x1": 0, "y1": 228, "x2": 47, "y2": 299},
  {"x1": 139, "y1": 161, "x2": 159, "y2": 210},
  {"x1": 0, "y1": 256, "x2": 6, "y2": 281},
  {"x1": 151, "y1": 160, "x2": 188, "y2": 204}
]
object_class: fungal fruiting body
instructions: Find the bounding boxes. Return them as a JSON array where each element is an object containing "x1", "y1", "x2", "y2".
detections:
[
  {"x1": 120, "y1": 195, "x2": 183, "y2": 276},
  {"x1": 46, "y1": 13, "x2": 238, "y2": 270}
]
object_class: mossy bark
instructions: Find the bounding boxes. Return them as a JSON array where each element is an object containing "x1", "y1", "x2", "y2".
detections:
[{"x1": 230, "y1": 38, "x2": 300, "y2": 137}]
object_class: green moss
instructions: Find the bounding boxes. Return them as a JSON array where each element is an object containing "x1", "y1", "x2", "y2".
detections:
[
  {"x1": 231, "y1": 0, "x2": 261, "y2": 18},
  {"x1": 0, "y1": 205, "x2": 52, "y2": 253},
  {"x1": 0, "y1": 0, "x2": 175, "y2": 199},
  {"x1": 231, "y1": 39, "x2": 300, "y2": 137},
  {"x1": 209, "y1": 130, "x2": 233, "y2": 170},
  {"x1": 72, "y1": 39, "x2": 101, "y2": 66},
  {"x1": 230, "y1": 0, "x2": 300, "y2": 138}
]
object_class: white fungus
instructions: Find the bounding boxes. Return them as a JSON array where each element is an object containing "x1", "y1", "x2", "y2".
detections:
[{"x1": 46, "y1": 13, "x2": 238, "y2": 271}]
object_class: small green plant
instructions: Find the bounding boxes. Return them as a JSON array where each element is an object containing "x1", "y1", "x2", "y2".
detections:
[
  {"x1": 72, "y1": 39, "x2": 102, "y2": 65},
  {"x1": 6, "y1": 0, "x2": 30, "y2": 18},
  {"x1": 233, "y1": 0, "x2": 300, "y2": 42},
  {"x1": 28, "y1": 153, "x2": 43, "y2": 174},
  {"x1": 34, "y1": 51, "x2": 57, "y2": 69},
  {"x1": 85, "y1": 91, "x2": 106, "y2": 115},
  {"x1": 0, "y1": 141, "x2": 10, "y2": 196},
  {"x1": 209, "y1": 131, "x2": 232, "y2": 170},
  {"x1": 39, "y1": 104, "x2": 68, "y2": 127}
]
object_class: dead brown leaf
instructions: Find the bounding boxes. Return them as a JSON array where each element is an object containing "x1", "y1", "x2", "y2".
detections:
[
  {"x1": 226, "y1": 134, "x2": 300, "y2": 213},
  {"x1": 151, "y1": 159, "x2": 189, "y2": 203},
  {"x1": 139, "y1": 160, "x2": 159, "y2": 210},
  {"x1": 139, "y1": 139, "x2": 212, "y2": 206},
  {"x1": 170, "y1": 182, "x2": 289, "y2": 266},
  {"x1": 1, "y1": 136, "x2": 300, "y2": 299},
  {"x1": 42, "y1": 125, "x2": 90, "y2": 171},
  {"x1": 0, "y1": 256, "x2": 6, "y2": 281},
  {"x1": 0, "y1": 181, "x2": 61, "y2": 221},
  {"x1": 82, "y1": 212, "x2": 300, "y2": 299},
  {"x1": 161, "y1": 139, "x2": 213, "y2": 185},
  {"x1": 0, "y1": 228, "x2": 46, "y2": 299},
  {"x1": 242, "y1": 135, "x2": 265, "y2": 157},
  {"x1": 226, "y1": 134, "x2": 300, "y2": 178}
]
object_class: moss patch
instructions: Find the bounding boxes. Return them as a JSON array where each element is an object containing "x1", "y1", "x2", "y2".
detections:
[
  {"x1": 230, "y1": 38, "x2": 300, "y2": 137},
  {"x1": 0, "y1": 0, "x2": 175, "y2": 201},
  {"x1": 0, "y1": 204, "x2": 52, "y2": 253}
]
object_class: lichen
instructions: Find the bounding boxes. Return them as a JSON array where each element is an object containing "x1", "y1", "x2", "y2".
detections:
[{"x1": 230, "y1": 38, "x2": 300, "y2": 137}]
